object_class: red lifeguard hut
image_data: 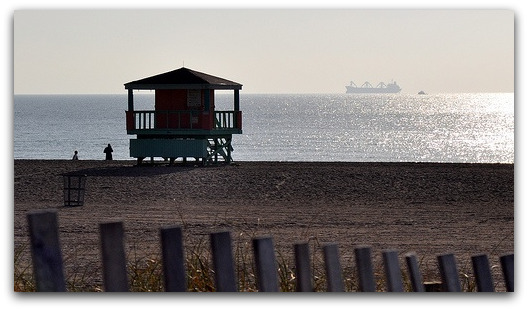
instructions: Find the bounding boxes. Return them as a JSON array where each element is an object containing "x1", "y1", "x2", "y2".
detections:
[{"x1": 124, "y1": 67, "x2": 242, "y2": 165}]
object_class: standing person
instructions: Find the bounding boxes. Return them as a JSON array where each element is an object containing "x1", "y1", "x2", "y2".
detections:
[
  {"x1": 72, "y1": 150, "x2": 79, "y2": 160},
  {"x1": 103, "y1": 144, "x2": 113, "y2": 160}
]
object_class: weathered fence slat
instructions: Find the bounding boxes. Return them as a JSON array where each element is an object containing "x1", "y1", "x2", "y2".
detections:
[
  {"x1": 100, "y1": 221, "x2": 129, "y2": 292},
  {"x1": 322, "y1": 243, "x2": 344, "y2": 292},
  {"x1": 294, "y1": 242, "x2": 313, "y2": 292},
  {"x1": 500, "y1": 253, "x2": 514, "y2": 292},
  {"x1": 160, "y1": 226, "x2": 186, "y2": 292},
  {"x1": 27, "y1": 210, "x2": 66, "y2": 292},
  {"x1": 24, "y1": 210, "x2": 514, "y2": 293},
  {"x1": 437, "y1": 254, "x2": 461, "y2": 292},
  {"x1": 382, "y1": 250, "x2": 404, "y2": 292},
  {"x1": 355, "y1": 246, "x2": 376, "y2": 292},
  {"x1": 210, "y1": 231, "x2": 237, "y2": 292},
  {"x1": 471, "y1": 254, "x2": 494, "y2": 292},
  {"x1": 253, "y1": 236, "x2": 279, "y2": 292},
  {"x1": 404, "y1": 252, "x2": 425, "y2": 292}
]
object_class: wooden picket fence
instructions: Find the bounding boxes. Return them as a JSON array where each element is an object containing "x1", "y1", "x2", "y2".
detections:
[{"x1": 26, "y1": 209, "x2": 514, "y2": 292}]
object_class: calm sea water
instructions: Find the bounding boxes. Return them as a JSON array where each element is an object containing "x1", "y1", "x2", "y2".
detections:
[{"x1": 13, "y1": 93, "x2": 514, "y2": 163}]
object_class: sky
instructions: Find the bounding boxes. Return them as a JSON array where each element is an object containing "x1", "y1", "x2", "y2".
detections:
[{"x1": 13, "y1": 8, "x2": 514, "y2": 94}]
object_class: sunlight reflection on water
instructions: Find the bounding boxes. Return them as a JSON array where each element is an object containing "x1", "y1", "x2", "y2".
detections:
[{"x1": 14, "y1": 93, "x2": 513, "y2": 163}]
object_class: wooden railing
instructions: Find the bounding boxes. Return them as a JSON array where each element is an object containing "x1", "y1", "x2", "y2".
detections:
[
  {"x1": 26, "y1": 210, "x2": 513, "y2": 292},
  {"x1": 214, "y1": 111, "x2": 236, "y2": 129},
  {"x1": 129, "y1": 110, "x2": 200, "y2": 130},
  {"x1": 126, "y1": 110, "x2": 241, "y2": 131}
]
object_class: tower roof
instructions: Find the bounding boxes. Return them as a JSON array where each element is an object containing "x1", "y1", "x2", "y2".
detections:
[{"x1": 125, "y1": 67, "x2": 242, "y2": 90}]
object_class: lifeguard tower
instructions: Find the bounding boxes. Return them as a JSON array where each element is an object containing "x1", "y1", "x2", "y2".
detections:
[{"x1": 124, "y1": 67, "x2": 242, "y2": 165}]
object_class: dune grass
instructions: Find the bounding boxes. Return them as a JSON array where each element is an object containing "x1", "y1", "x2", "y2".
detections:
[{"x1": 14, "y1": 235, "x2": 483, "y2": 292}]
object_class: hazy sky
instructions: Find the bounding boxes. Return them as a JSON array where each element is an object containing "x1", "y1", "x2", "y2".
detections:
[{"x1": 14, "y1": 9, "x2": 514, "y2": 94}]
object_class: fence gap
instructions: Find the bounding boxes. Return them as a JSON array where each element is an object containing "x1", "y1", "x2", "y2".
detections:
[
  {"x1": 500, "y1": 253, "x2": 514, "y2": 292},
  {"x1": 322, "y1": 243, "x2": 344, "y2": 292},
  {"x1": 210, "y1": 231, "x2": 237, "y2": 292},
  {"x1": 404, "y1": 252, "x2": 425, "y2": 292},
  {"x1": 294, "y1": 242, "x2": 313, "y2": 292},
  {"x1": 471, "y1": 254, "x2": 494, "y2": 292},
  {"x1": 437, "y1": 253, "x2": 461, "y2": 292},
  {"x1": 355, "y1": 246, "x2": 376, "y2": 292},
  {"x1": 253, "y1": 236, "x2": 279, "y2": 292},
  {"x1": 27, "y1": 210, "x2": 66, "y2": 292},
  {"x1": 100, "y1": 221, "x2": 129, "y2": 292},
  {"x1": 160, "y1": 225, "x2": 186, "y2": 292},
  {"x1": 382, "y1": 250, "x2": 404, "y2": 292}
]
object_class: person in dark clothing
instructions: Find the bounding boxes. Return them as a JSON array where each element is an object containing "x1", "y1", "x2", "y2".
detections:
[{"x1": 103, "y1": 144, "x2": 113, "y2": 160}]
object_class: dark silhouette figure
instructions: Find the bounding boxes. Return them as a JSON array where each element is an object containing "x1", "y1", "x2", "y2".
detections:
[
  {"x1": 72, "y1": 150, "x2": 79, "y2": 160},
  {"x1": 103, "y1": 144, "x2": 113, "y2": 160}
]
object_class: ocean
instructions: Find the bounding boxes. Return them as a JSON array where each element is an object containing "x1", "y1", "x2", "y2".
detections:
[{"x1": 13, "y1": 93, "x2": 514, "y2": 163}]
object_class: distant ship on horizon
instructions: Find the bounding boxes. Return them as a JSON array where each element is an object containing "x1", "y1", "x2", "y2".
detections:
[{"x1": 346, "y1": 81, "x2": 401, "y2": 94}]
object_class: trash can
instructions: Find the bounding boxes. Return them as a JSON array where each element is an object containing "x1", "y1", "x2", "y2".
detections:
[{"x1": 63, "y1": 174, "x2": 87, "y2": 207}]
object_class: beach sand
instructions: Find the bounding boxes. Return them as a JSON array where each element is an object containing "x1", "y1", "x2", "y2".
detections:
[{"x1": 14, "y1": 160, "x2": 514, "y2": 291}]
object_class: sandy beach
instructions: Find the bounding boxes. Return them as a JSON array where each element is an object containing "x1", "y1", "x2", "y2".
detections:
[{"x1": 13, "y1": 160, "x2": 514, "y2": 291}]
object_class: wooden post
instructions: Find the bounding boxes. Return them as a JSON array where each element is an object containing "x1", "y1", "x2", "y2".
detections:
[
  {"x1": 128, "y1": 89, "x2": 134, "y2": 111},
  {"x1": 100, "y1": 221, "x2": 129, "y2": 292},
  {"x1": 210, "y1": 231, "x2": 237, "y2": 292},
  {"x1": 437, "y1": 253, "x2": 461, "y2": 292},
  {"x1": 471, "y1": 254, "x2": 494, "y2": 292},
  {"x1": 160, "y1": 226, "x2": 186, "y2": 292},
  {"x1": 294, "y1": 242, "x2": 313, "y2": 292},
  {"x1": 382, "y1": 250, "x2": 404, "y2": 292},
  {"x1": 500, "y1": 253, "x2": 514, "y2": 292},
  {"x1": 27, "y1": 210, "x2": 66, "y2": 292},
  {"x1": 404, "y1": 252, "x2": 425, "y2": 292},
  {"x1": 322, "y1": 243, "x2": 344, "y2": 292},
  {"x1": 234, "y1": 89, "x2": 240, "y2": 111},
  {"x1": 355, "y1": 246, "x2": 376, "y2": 292},
  {"x1": 226, "y1": 137, "x2": 232, "y2": 164},
  {"x1": 253, "y1": 237, "x2": 279, "y2": 292}
]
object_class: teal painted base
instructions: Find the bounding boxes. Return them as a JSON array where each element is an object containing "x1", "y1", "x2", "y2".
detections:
[
  {"x1": 130, "y1": 136, "x2": 235, "y2": 165},
  {"x1": 130, "y1": 139, "x2": 208, "y2": 158}
]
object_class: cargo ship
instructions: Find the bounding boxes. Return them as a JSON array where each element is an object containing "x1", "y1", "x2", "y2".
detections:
[{"x1": 346, "y1": 81, "x2": 401, "y2": 93}]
